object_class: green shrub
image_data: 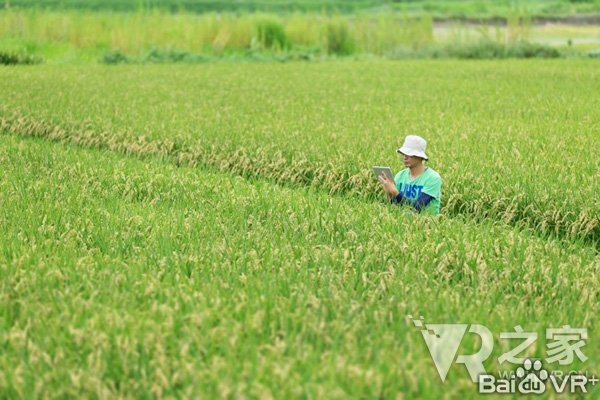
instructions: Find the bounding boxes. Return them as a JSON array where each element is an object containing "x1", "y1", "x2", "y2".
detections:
[
  {"x1": 102, "y1": 50, "x2": 130, "y2": 64},
  {"x1": 326, "y1": 19, "x2": 355, "y2": 56},
  {"x1": 588, "y1": 50, "x2": 600, "y2": 58},
  {"x1": 142, "y1": 48, "x2": 210, "y2": 63},
  {"x1": 442, "y1": 40, "x2": 561, "y2": 59},
  {"x1": 102, "y1": 49, "x2": 211, "y2": 64},
  {"x1": 506, "y1": 41, "x2": 561, "y2": 58},
  {"x1": 448, "y1": 40, "x2": 507, "y2": 59},
  {"x1": 257, "y1": 20, "x2": 289, "y2": 50},
  {"x1": 0, "y1": 51, "x2": 41, "y2": 65}
]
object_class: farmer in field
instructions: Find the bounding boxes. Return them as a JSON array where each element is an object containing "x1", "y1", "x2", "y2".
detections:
[{"x1": 378, "y1": 135, "x2": 442, "y2": 215}]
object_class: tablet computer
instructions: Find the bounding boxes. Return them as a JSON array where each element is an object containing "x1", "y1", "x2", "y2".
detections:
[{"x1": 372, "y1": 166, "x2": 394, "y2": 182}]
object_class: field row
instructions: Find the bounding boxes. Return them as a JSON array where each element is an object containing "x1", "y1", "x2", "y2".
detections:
[
  {"x1": 1, "y1": 133, "x2": 598, "y2": 398},
  {"x1": 0, "y1": 61, "x2": 598, "y2": 245}
]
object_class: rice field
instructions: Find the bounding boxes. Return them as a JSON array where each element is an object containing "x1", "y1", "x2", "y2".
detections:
[
  {"x1": 0, "y1": 59, "x2": 599, "y2": 398},
  {"x1": 1, "y1": 60, "x2": 598, "y2": 244}
]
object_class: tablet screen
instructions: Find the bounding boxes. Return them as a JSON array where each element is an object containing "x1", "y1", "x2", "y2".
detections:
[{"x1": 372, "y1": 166, "x2": 394, "y2": 181}]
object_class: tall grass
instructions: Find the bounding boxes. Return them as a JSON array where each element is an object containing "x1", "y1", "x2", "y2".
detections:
[{"x1": 0, "y1": 9, "x2": 544, "y2": 59}]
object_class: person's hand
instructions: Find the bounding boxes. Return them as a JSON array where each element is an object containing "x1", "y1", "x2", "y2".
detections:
[{"x1": 378, "y1": 174, "x2": 399, "y2": 197}]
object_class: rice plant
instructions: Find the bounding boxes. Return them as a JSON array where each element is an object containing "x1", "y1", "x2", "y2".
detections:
[
  {"x1": 0, "y1": 134, "x2": 597, "y2": 398},
  {"x1": 0, "y1": 60, "x2": 597, "y2": 245}
]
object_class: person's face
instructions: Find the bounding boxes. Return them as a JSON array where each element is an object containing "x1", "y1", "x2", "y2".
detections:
[{"x1": 402, "y1": 154, "x2": 423, "y2": 168}]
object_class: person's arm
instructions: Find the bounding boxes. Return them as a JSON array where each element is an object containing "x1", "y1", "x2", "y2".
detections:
[
  {"x1": 412, "y1": 192, "x2": 433, "y2": 212},
  {"x1": 379, "y1": 174, "x2": 400, "y2": 201},
  {"x1": 391, "y1": 192, "x2": 407, "y2": 205}
]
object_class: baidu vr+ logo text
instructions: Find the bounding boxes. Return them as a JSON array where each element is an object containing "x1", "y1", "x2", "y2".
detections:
[{"x1": 408, "y1": 315, "x2": 598, "y2": 395}]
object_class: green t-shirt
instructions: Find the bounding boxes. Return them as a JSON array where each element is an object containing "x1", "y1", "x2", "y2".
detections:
[{"x1": 394, "y1": 167, "x2": 442, "y2": 215}]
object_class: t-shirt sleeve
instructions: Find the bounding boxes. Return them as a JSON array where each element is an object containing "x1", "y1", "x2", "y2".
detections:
[
  {"x1": 422, "y1": 172, "x2": 441, "y2": 199},
  {"x1": 394, "y1": 171, "x2": 403, "y2": 192}
]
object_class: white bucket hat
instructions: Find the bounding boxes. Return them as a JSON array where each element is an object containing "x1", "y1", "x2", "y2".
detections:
[{"x1": 397, "y1": 135, "x2": 428, "y2": 160}]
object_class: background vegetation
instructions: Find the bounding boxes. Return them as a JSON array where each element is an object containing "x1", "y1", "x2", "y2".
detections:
[
  {"x1": 4, "y1": 0, "x2": 600, "y2": 18},
  {"x1": 2, "y1": 8, "x2": 593, "y2": 63}
]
